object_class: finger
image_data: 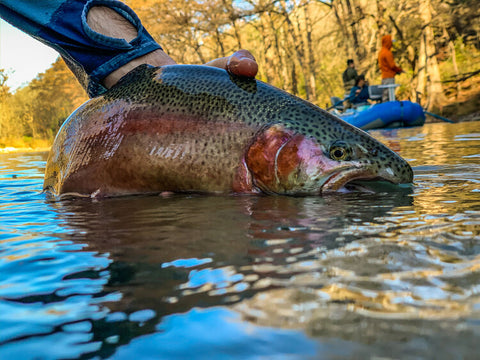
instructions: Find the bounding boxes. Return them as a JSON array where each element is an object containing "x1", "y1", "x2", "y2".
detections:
[
  {"x1": 204, "y1": 50, "x2": 258, "y2": 78},
  {"x1": 226, "y1": 50, "x2": 258, "y2": 78}
]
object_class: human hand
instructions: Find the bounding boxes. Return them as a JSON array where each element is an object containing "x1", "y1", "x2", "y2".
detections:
[
  {"x1": 103, "y1": 49, "x2": 258, "y2": 89},
  {"x1": 204, "y1": 50, "x2": 258, "y2": 78},
  {"x1": 89, "y1": 7, "x2": 258, "y2": 89}
]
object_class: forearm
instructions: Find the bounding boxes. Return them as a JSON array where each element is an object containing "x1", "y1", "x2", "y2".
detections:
[
  {"x1": 86, "y1": 5, "x2": 175, "y2": 89},
  {"x1": 0, "y1": 0, "x2": 164, "y2": 97}
]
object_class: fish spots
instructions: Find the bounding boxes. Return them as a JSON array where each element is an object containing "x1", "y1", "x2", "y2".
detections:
[{"x1": 44, "y1": 64, "x2": 413, "y2": 196}]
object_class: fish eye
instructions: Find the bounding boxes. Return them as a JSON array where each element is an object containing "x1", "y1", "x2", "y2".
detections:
[{"x1": 329, "y1": 142, "x2": 350, "y2": 161}]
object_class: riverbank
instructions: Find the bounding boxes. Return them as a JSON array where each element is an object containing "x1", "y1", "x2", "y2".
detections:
[
  {"x1": 0, "y1": 138, "x2": 51, "y2": 154},
  {"x1": 0, "y1": 146, "x2": 51, "y2": 154},
  {"x1": 438, "y1": 74, "x2": 480, "y2": 123},
  {"x1": 1, "y1": 80, "x2": 479, "y2": 155}
]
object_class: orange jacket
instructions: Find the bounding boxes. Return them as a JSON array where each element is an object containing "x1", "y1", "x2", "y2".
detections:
[{"x1": 378, "y1": 35, "x2": 403, "y2": 79}]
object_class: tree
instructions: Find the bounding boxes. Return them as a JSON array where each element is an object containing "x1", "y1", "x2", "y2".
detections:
[
  {"x1": 415, "y1": 0, "x2": 446, "y2": 111},
  {"x1": 3, "y1": 0, "x2": 480, "y2": 145},
  {"x1": 0, "y1": 59, "x2": 87, "y2": 143}
]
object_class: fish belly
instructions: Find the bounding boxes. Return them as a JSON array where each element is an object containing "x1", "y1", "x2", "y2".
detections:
[{"x1": 44, "y1": 99, "x2": 257, "y2": 197}]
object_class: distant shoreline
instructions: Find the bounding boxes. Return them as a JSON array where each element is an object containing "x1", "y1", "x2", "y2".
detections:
[
  {"x1": 1, "y1": 111, "x2": 479, "y2": 155},
  {"x1": 0, "y1": 147, "x2": 51, "y2": 154}
]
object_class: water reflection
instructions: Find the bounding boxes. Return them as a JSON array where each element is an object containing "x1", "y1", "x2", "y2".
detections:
[
  {"x1": 28, "y1": 187, "x2": 411, "y2": 358},
  {"x1": 1, "y1": 121, "x2": 480, "y2": 359}
]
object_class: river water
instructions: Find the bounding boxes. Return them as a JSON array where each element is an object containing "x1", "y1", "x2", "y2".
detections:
[{"x1": 1, "y1": 121, "x2": 479, "y2": 359}]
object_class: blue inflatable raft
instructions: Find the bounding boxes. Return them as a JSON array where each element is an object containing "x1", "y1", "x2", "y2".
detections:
[{"x1": 337, "y1": 101, "x2": 426, "y2": 130}]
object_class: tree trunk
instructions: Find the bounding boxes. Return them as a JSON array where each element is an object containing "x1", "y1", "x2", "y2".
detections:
[
  {"x1": 344, "y1": 0, "x2": 364, "y2": 60},
  {"x1": 416, "y1": 0, "x2": 445, "y2": 111},
  {"x1": 280, "y1": 1, "x2": 309, "y2": 99},
  {"x1": 252, "y1": 17, "x2": 272, "y2": 84},
  {"x1": 265, "y1": 12, "x2": 290, "y2": 91},
  {"x1": 303, "y1": 4, "x2": 317, "y2": 101},
  {"x1": 448, "y1": 40, "x2": 460, "y2": 100},
  {"x1": 222, "y1": 0, "x2": 243, "y2": 49}
]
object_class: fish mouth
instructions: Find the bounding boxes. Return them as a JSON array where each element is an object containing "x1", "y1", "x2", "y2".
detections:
[{"x1": 321, "y1": 167, "x2": 399, "y2": 193}]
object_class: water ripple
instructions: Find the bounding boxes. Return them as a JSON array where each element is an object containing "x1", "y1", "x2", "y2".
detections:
[{"x1": 1, "y1": 122, "x2": 480, "y2": 359}]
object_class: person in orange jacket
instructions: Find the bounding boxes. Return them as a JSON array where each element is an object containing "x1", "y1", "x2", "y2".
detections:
[{"x1": 378, "y1": 34, "x2": 403, "y2": 102}]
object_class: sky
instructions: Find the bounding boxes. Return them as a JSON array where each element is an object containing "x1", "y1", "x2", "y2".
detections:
[{"x1": 0, "y1": 19, "x2": 59, "y2": 91}]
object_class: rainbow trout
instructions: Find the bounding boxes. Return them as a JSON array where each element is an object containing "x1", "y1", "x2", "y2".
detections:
[{"x1": 43, "y1": 64, "x2": 413, "y2": 197}]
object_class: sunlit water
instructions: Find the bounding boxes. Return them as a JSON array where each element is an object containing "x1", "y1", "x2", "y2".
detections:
[{"x1": 1, "y1": 121, "x2": 479, "y2": 359}]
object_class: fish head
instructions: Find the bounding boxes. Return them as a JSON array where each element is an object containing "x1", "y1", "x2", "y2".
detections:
[{"x1": 243, "y1": 118, "x2": 413, "y2": 195}]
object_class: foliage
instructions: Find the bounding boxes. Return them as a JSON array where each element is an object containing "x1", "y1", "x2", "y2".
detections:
[
  {"x1": 128, "y1": 0, "x2": 480, "y2": 109},
  {"x1": 0, "y1": 0, "x2": 479, "y2": 145},
  {"x1": 0, "y1": 59, "x2": 87, "y2": 146}
]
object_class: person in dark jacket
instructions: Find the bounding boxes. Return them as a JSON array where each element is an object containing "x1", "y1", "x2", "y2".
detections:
[
  {"x1": 349, "y1": 75, "x2": 370, "y2": 105},
  {"x1": 342, "y1": 59, "x2": 358, "y2": 95}
]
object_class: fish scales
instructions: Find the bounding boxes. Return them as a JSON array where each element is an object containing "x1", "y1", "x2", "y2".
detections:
[{"x1": 43, "y1": 64, "x2": 413, "y2": 197}]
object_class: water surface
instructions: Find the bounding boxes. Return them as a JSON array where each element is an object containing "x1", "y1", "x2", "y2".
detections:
[{"x1": 1, "y1": 121, "x2": 479, "y2": 359}]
